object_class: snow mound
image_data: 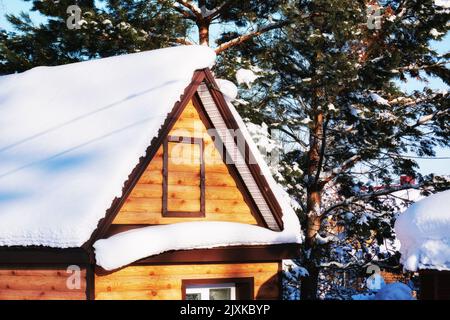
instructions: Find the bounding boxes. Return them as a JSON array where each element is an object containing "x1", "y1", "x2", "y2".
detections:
[
  {"x1": 374, "y1": 282, "x2": 415, "y2": 300},
  {"x1": 0, "y1": 45, "x2": 216, "y2": 248},
  {"x1": 395, "y1": 190, "x2": 450, "y2": 271},
  {"x1": 236, "y1": 69, "x2": 259, "y2": 88},
  {"x1": 95, "y1": 216, "x2": 302, "y2": 270},
  {"x1": 434, "y1": 0, "x2": 450, "y2": 9},
  {"x1": 215, "y1": 79, "x2": 238, "y2": 102}
]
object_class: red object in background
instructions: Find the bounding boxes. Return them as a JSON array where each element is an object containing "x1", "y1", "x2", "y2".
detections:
[{"x1": 400, "y1": 175, "x2": 416, "y2": 185}]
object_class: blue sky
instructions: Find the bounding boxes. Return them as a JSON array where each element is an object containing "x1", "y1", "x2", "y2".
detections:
[{"x1": 1, "y1": 0, "x2": 449, "y2": 175}]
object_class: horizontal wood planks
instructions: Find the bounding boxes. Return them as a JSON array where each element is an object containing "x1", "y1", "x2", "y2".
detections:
[
  {"x1": 112, "y1": 100, "x2": 257, "y2": 225},
  {"x1": 0, "y1": 267, "x2": 87, "y2": 300},
  {"x1": 95, "y1": 262, "x2": 280, "y2": 300}
]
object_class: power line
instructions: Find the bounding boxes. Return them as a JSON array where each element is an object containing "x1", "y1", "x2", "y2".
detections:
[{"x1": 396, "y1": 155, "x2": 450, "y2": 160}]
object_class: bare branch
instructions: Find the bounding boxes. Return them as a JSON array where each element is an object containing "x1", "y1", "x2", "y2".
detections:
[
  {"x1": 172, "y1": 5, "x2": 196, "y2": 20},
  {"x1": 174, "y1": 0, "x2": 202, "y2": 19}
]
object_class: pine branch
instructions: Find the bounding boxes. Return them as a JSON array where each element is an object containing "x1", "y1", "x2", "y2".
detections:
[
  {"x1": 273, "y1": 126, "x2": 309, "y2": 148},
  {"x1": 206, "y1": 0, "x2": 235, "y2": 20},
  {"x1": 172, "y1": 5, "x2": 196, "y2": 20},
  {"x1": 320, "y1": 154, "x2": 362, "y2": 186},
  {"x1": 147, "y1": 32, "x2": 194, "y2": 45},
  {"x1": 215, "y1": 20, "x2": 288, "y2": 54},
  {"x1": 322, "y1": 183, "x2": 423, "y2": 215},
  {"x1": 392, "y1": 61, "x2": 448, "y2": 73}
]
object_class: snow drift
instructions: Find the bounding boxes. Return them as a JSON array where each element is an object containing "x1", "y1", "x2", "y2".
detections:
[{"x1": 395, "y1": 190, "x2": 450, "y2": 271}]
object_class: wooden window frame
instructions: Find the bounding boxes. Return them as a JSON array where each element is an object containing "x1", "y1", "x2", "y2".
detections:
[
  {"x1": 185, "y1": 283, "x2": 237, "y2": 300},
  {"x1": 181, "y1": 277, "x2": 254, "y2": 300},
  {"x1": 162, "y1": 135, "x2": 205, "y2": 217}
]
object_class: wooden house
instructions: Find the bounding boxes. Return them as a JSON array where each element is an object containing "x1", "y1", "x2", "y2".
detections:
[
  {"x1": 0, "y1": 46, "x2": 302, "y2": 300},
  {"x1": 395, "y1": 190, "x2": 450, "y2": 300}
]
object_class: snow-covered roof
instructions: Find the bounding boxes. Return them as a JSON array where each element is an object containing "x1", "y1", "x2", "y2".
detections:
[
  {"x1": 395, "y1": 190, "x2": 450, "y2": 271},
  {"x1": 0, "y1": 45, "x2": 215, "y2": 247},
  {"x1": 95, "y1": 189, "x2": 303, "y2": 270},
  {"x1": 0, "y1": 45, "x2": 302, "y2": 254}
]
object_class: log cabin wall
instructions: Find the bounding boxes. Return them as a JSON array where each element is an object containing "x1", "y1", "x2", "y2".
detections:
[
  {"x1": 0, "y1": 266, "x2": 87, "y2": 300},
  {"x1": 112, "y1": 99, "x2": 258, "y2": 225},
  {"x1": 95, "y1": 262, "x2": 280, "y2": 300}
]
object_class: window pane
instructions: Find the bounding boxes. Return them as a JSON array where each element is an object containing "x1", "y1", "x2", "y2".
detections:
[
  {"x1": 186, "y1": 293, "x2": 201, "y2": 300},
  {"x1": 209, "y1": 288, "x2": 231, "y2": 300},
  {"x1": 167, "y1": 141, "x2": 201, "y2": 212}
]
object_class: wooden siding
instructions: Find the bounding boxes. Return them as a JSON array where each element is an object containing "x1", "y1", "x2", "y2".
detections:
[
  {"x1": 95, "y1": 262, "x2": 280, "y2": 300},
  {"x1": 0, "y1": 266, "x2": 87, "y2": 300},
  {"x1": 112, "y1": 100, "x2": 257, "y2": 225}
]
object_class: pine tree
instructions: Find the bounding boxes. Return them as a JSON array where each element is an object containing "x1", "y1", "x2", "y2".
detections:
[
  {"x1": 0, "y1": 0, "x2": 191, "y2": 74},
  {"x1": 236, "y1": 0, "x2": 449, "y2": 299},
  {"x1": 0, "y1": 0, "x2": 287, "y2": 74}
]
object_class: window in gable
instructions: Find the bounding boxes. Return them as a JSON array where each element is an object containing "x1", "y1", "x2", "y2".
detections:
[{"x1": 162, "y1": 136, "x2": 205, "y2": 217}]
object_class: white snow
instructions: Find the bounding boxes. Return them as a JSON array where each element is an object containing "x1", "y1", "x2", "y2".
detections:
[
  {"x1": 95, "y1": 215, "x2": 303, "y2": 271},
  {"x1": 351, "y1": 293, "x2": 376, "y2": 300},
  {"x1": 430, "y1": 28, "x2": 444, "y2": 37},
  {"x1": 395, "y1": 190, "x2": 450, "y2": 271},
  {"x1": 215, "y1": 79, "x2": 238, "y2": 102},
  {"x1": 353, "y1": 282, "x2": 414, "y2": 300},
  {"x1": 370, "y1": 93, "x2": 390, "y2": 106},
  {"x1": 434, "y1": 0, "x2": 450, "y2": 9},
  {"x1": 374, "y1": 282, "x2": 415, "y2": 300},
  {"x1": 236, "y1": 68, "x2": 259, "y2": 88},
  {"x1": 0, "y1": 45, "x2": 216, "y2": 248}
]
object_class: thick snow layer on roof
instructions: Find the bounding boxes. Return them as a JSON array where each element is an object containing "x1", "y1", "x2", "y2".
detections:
[
  {"x1": 395, "y1": 190, "x2": 450, "y2": 271},
  {"x1": 95, "y1": 198, "x2": 303, "y2": 271},
  {"x1": 0, "y1": 45, "x2": 216, "y2": 248}
]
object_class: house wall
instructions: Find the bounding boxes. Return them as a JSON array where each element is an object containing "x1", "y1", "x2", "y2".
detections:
[
  {"x1": 94, "y1": 262, "x2": 280, "y2": 300},
  {"x1": 112, "y1": 100, "x2": 258, "y2": 225},
  {"x1": 0, "y1": 266, "x2": 87, "y2": 300},
  {"x1": 419, "y1": 270, "x2": 450, "y2": 300}
]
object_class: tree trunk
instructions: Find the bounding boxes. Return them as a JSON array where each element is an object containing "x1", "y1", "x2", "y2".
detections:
[
  {"x1": 198, "y1": 21, "x2": 210, "y2": 46},
  {"x1": 301, "y1": 261, "x2": 320, "y2": 300},
  {"x1": 301, "y1": 109, "x2": 325, "y2": 300}
]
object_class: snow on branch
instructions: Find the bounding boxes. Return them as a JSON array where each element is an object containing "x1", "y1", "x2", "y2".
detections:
[
  {"x1": 415, "y1": 109, "x2": 447, "y2": 126},
  {"x1": 203, "y1": 0, "x2": 234, "y2": 20},
  {"x1": 174, "y1": 0, "x2": 202, "y2": 18},
  {"x1": 172, "y1": 4, "x2": 197, "y2": 20},
  {"x1": 323, "y1": 183, "x2": 423, "y2": 215},
  {"x1": 320, "y1": 155, "x2": 362, "y2": 185},
  {"x1": 215, "y1": 21, "x2": 288, "y2": 54}
]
